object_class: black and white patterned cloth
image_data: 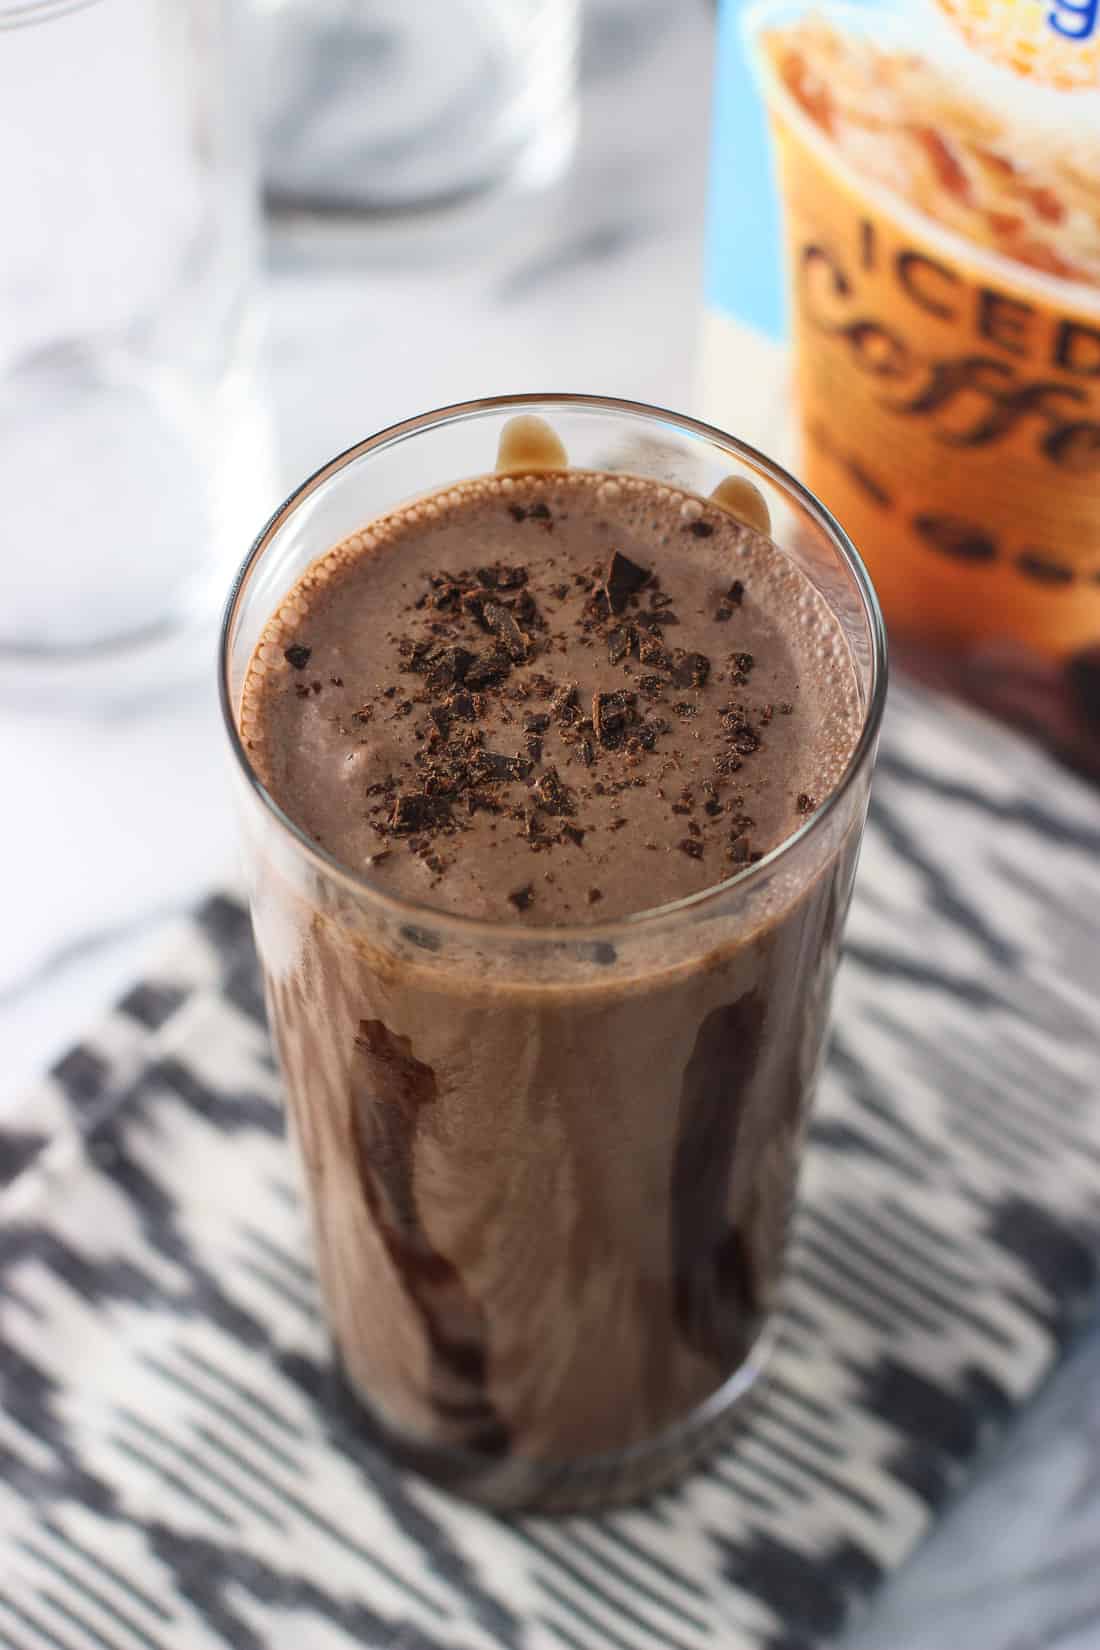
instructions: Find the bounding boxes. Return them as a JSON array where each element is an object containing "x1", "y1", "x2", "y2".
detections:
[{"x1": 2, "y1": 683, "x2": 1099, "y2": 1650}]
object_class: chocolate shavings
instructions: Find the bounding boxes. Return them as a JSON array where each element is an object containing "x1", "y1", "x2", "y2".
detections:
[
  {"x1": 604, "y1": 550, "x2": 651, "y2": 615},
  {"x1": 480, "y1": 598, "x2": 530, "y2": 663},
  {"x1": 670, "y1": 650, "x2": 711, "y2": 689},
  {"x1": 391, "y1": 793, "x2": 452, "y2": 835},
  {"x1": 592, "y1": 689, "x2": 636, "y2": 747},
  {"x1": 534, "y1": 767, "x2": 574, "y2": 815},
  {"x1": 607, "y1": 626, "x2": 634, "y2": 665},
  {"x1": 464, "y1": 644, "x2": 512, "y2": 689}
]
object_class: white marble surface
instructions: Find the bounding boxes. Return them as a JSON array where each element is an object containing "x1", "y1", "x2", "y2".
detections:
[{"x1": 1, "y1": 1, "x2": 1097, "y2": 1644}]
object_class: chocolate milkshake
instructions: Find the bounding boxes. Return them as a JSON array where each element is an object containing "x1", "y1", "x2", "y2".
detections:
[{"x1": 225, "y1": 400, "x2": 883, "y2": 1509}]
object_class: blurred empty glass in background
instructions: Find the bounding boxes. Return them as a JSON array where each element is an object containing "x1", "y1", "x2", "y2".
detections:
[
  {"x1": 0, "y1": 0, "x2": 272, "y2": 696},
  {"x1": 259, "y1": 0, "x2": 579, "y2": 217}
]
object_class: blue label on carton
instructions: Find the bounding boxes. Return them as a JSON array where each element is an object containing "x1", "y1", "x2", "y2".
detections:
[{"x1": 704, "y1": 1, "x2": 787, "y2": 340}]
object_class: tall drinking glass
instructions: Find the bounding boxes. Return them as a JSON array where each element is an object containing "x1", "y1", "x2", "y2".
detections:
[
  {"x1": 0, "y1": 0, "x2": 273, "y2": 697},
  {"x1": 220, "y1": 395, "x2": 886, "y2": 1511},
  {"x1": 259, "y1": 0, "x2": 579, "y2": 216}
]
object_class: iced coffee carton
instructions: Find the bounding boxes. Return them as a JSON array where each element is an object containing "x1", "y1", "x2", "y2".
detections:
[{"x1": 703, "y1": 0, "x2": 1100, "y2": 772}]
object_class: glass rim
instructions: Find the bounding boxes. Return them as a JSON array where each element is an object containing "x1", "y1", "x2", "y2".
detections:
[
  {"x1": 0, "y1": 0, "x2": 103, "y2": 26},
  {"x1": 219, "y1": 392, "x2": 888, "y2": 944}
]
